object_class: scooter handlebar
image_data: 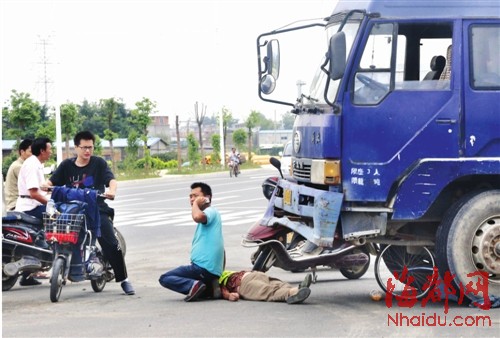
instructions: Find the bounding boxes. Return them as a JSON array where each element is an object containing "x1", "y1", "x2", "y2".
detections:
[{"x1": 44, "y1": 186, "x2": 114, "y2": 200}]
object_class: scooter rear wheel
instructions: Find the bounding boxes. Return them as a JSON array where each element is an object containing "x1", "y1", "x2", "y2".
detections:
[
  {"x1": 91, "y1": 251, "x2": 107, "y2": 292},
  {"x1": 50, "y1": 257, "x2": 65, "y2": 302},
  {"x1": 114, "y1": 227, "x2": 127, "y2": 257}
]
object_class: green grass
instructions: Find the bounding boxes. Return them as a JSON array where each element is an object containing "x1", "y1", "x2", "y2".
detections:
[
  {"x1": 117, "y1": 162, "x2": 262, "y2": 180},
  {"x1": 166, "y1": 162, "x2": 261, "y2": 175}
]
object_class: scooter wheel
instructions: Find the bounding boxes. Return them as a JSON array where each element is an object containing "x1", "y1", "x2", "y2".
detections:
[
  {"x1": 50, "y1": 257, "x2": 65, "y2": 303},
  {"x1": 2, "y1": 273, "x2": 19, "y2": 291},
  {"x1": 252, "y1": 246, "x2": 276, "y2": 272},
  {"x1": 339, "y1": 247, "x2": 371, "y2": 279},
  {"x1": 91, "y1": 252, "x2": 107, "y2": 292}
]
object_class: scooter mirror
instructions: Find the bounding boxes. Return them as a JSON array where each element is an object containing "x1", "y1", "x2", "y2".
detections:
[{"x1": 269, "y1": 157, "x2": 283, "y2": 179}]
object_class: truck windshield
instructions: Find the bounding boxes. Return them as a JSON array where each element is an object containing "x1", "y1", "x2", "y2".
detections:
[{"x1": 309, "y1": 21, "x2": 361, "y2": 105}]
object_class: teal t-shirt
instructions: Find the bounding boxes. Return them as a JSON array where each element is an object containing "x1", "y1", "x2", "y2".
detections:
[{"x1": 190, "y1": 206, "x2": 224, "y2": 276}]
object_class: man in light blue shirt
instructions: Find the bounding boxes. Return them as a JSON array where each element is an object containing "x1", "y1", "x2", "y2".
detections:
[{"x1": 159, "y1": 182, "x2": 224, "y2": 302}]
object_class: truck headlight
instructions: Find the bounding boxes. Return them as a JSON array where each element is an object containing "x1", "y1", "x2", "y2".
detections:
[{"x1": 311, "y1": 160, "x2": 341, "y2": 185}]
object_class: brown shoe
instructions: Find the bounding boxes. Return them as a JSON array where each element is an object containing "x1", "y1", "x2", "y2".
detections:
[{"x1": 184, "y1": 281, "x2": 206, "y2": 302}]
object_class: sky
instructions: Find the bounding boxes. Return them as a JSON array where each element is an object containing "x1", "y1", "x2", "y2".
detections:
[{"x1": 1, "y1": 0, "x2": 337, "y2": 123}]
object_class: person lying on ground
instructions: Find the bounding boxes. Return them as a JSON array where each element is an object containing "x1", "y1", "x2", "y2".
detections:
[{"x1": 219, "y1": 270, "x2": 312, "y2": 304}]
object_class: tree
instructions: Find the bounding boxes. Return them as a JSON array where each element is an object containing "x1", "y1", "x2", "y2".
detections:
[
  {"x1": 124, "y1": 130, "x2": 139, "y2": 170},
  {"x1": 130, "y1": 97, "x2": 155, "y2": 172},
  {"x1": 93, "y1": 134, "x2": 103, "y2": 156},
  {"x1": 79, "y1": 100, "x2": 104, "y2": 135},
  {"x1": 211, "y1": 134, "x2": 221, "y2": 165},
  {"x1": 245, "y1": 110, "x2": 260, "y2": 162},
  {"x1": 194, "y1": 101, "x2": 207, "y2": 170},
  {"x1": 216, "y1": 106, "x2": 233, "y2": 159},
  {"x1": 186, "y1": 132, "x2": 200, "y2": 167},
  {"x1": 232, "y1": 128, "x2": 247, "y2": 151},
  {"x1": 282, "y1": 112, "x2": 296, "y2": 129},
  {"x1": 100, "y1": 98, "x2": 120, "y2": 173},
  {"x1": 4, "y1": 90, "x2": 42, "y2": 141},
  {"x1": 35, "y1": 120, "x2": 55, "y2": 140},
  {"x1": 254, "y1": 111, "x2": 274, "y2": 130},
  {"x1": 60, "y1": 103, "x2": 79, "y2": 158}
]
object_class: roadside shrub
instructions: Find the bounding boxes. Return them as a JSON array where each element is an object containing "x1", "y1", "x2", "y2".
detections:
[
  {"x1": 153, "y1": 152, "x2": 177, "y2": 162},
  {"x1": 164, "y1": 159, "x2": 178, "y2": 168},
  {"x1": 135, "y1": 157, "x2": 167, "y2": 169}
]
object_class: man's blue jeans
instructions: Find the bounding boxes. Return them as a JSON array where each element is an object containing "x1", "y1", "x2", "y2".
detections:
[
  {"x1": 24, "y1": 205, "x2": 46, "y2": 223},
  {"x1": 159, "y1": 263, "x2": 218, "y2": 296}
]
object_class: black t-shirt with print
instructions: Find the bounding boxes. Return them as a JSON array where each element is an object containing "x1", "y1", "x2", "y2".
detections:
[{"x1": 50, "y1": 156, "x2": 114, "y2": 193}]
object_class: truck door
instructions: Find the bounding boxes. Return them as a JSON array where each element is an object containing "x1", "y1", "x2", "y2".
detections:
[
  {"x1": 341, "y1": 20, "x2": 457, "y2": 202},
  {"x1": 463, "y1": 20, "x2": 500, "y2": 157}
]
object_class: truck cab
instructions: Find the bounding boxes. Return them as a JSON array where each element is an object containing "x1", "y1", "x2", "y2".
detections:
[{"x1": 256, "y1": 0, "x2": 499, "y2": 302}]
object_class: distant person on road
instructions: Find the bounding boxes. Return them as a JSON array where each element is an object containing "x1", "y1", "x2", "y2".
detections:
[
  {"x1": 229, "y1": 147, "x2": 241, "y2": 174},
  {"x1": 219, "y1": 270, "x2": 312, "y2": 304},
  {"x1": 5, "y1": 139, "x2": 32, "y2": 211},
  {"x1": 159, "y1": 182, "x2": 224, "y2": 302},
  {"x1": 46, "y1": 130, "x2": 135, "y2": 295}
]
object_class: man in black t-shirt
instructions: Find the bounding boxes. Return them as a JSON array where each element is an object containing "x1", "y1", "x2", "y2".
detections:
[{"x1": 47, "y1": 130, "x2": 135, "y2": 295}]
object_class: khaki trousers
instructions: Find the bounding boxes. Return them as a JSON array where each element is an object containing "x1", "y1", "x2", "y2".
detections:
[{"x1": 239, "y1": 271, "x2": 294, "y2": 302}]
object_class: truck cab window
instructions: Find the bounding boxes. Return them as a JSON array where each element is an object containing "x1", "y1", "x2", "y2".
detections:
[
  {"x1": 354, "y1": 21, "x2": 453, "y2": 105},
  {"x1": 471, "y1": 25, "x2": 500, "y2": 89},
  {"x1": 397, "y1": 23, "x2": 452, "y2": 90},
  {"x1": 353, "y1": 23, "x2": 392, "y2": 105}
]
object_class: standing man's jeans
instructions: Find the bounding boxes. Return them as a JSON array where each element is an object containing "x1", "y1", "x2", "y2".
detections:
[{"x1": 159, "y1": 263, "x2": 218, "y2": 296}]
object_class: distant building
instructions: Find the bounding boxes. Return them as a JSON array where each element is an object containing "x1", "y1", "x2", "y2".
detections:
[
  {"x1": 257, "y1": 130, "x2": 293, "y2": 150},
  {"x1": 148, "y1": 114, "x2": 171, "y2": 142}
]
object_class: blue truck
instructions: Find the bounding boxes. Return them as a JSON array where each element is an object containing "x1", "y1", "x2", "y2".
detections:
[{"x1": 248, "y1": 0, "x2": 500, "y2": 302}]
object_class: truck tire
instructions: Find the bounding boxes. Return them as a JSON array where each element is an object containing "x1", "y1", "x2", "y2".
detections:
[{"x1": 436, "y1": 190, "x2": 500, "y2": 303}]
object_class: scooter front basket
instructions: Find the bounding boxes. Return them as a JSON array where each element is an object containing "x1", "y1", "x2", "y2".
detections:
[{"x1": 43, "y1": 213, "x2": 85, "y2": 244}]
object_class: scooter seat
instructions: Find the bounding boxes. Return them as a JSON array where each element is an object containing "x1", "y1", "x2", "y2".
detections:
[{"x1": 3, "y1": 211, "x2": 42, "y2": 226}]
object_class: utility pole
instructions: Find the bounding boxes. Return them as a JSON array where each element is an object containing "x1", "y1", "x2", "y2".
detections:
[
  {"x1": 176, "y1": 115, "x2": 181, "y2": 172},
  {"x1": 274, "y1": 110, "x2": 277, "y2": 145},
  {"x1": 36, "y1": 35, "x2": 62, "y2": 165},
  {"x1": 36, "y1": 36, "x2": 53, "y2": 107}
]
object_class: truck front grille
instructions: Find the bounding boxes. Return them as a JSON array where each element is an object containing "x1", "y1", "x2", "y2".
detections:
[{"x1": 291, "y1": 159, "x2": 311, "y2": 181}]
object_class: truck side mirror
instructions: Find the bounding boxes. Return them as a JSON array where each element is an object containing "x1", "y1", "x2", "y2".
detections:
[
  {"x1": 260, "y1": 74, "x2": 276, "y2": 94},
  {"x1": 329, "y1": 32, "x2": 346, "y2": 80},
  {"x1": 267, "y1": 39, "x2": 280, "y2": 80},
  {"x1": 260, "y1": 39, "x2": 280, "y2": 94}
]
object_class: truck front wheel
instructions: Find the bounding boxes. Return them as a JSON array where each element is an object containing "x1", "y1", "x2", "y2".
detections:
[{"x1": 436, "y1": 190, "x2": 500, "y2": 303}]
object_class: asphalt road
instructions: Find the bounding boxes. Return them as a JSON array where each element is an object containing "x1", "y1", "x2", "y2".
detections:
[{"x1": 2, "y1": 166, "x2": 498, "y2": 337}]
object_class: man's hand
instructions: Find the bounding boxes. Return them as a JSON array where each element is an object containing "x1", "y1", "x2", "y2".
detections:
[
  {"x1": 103, "y1": 191, "x2": 115, "y2": 200},
  {"x1": 195, "y1": 196, "x2": 209, "y2": 208},
  {"x1": 228, "y1": 292, "x2": 240, "y2": 301}
]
